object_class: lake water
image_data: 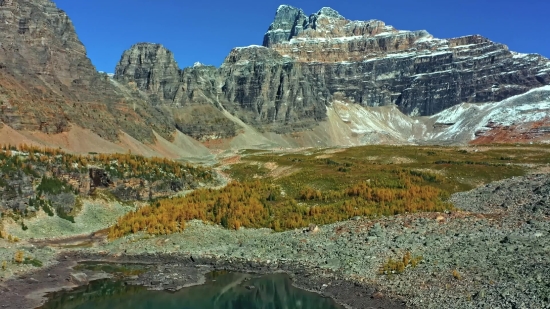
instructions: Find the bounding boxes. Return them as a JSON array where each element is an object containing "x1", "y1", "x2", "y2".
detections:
[{"x1": 41, "y1": 270, "x2": 343, "y2": 309}]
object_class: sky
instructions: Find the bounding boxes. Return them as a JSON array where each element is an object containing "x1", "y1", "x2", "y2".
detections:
[{"x1": 53, "y1": 0, "x2": 550, "y2": 73}]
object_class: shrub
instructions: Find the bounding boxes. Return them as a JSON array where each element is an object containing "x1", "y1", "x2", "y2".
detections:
[
  {"x1": 23, "y1": 257, "x2": 43, "y2": 267},
  {"x1": 379, "y1": 251, "x2": 423, "y2": 275},
  {"x1": 452, "y1": 269, "x2": 462, "y2": 280},
  {"x1": 14, "y1": 251, "x2": 24, "y2": 264}
]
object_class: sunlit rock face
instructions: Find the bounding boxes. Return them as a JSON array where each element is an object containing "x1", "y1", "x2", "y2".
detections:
[
  {"x1": 114, "y1": 5, "x2": 550, "y2": 137},
  {"x1": 0, "y1": 0, "x2": 176, "y2": 142},
  {"x1": 262, "y1": 5, "x2": 550, "y2": 115}
]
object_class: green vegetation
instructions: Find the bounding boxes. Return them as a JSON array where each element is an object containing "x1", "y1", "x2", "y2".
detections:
[
  {"x1": 109, "y1": 144, "x2": 550, "y2": 239},
  {"x1": 23, "y1": 257, "x2": 43, "y2": 267},
  {"x1": 109, "y1": 173, "x2": 451, "y2": 239},
  {"x1": 229, "y1": 145, "x2": 550, "y2": 195},
  {"x1": 0, "y1": 144, "x2": 213, "y2": 183},
  {"x1": 37, "y1": 176, "x2": 74, "y2": 195},
  {"x1": 0, "y1": 144, "x2": 215, "y2": 228},
  {"x1": 13, "y1": 250, "x2": 24, "y2": 263}
]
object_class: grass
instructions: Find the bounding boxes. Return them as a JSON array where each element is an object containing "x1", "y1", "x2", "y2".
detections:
[
  {"x1": 23, "y1": 257, "x2": 43, "y2": 267},
  {"x1": 109, "y1": 144, "x2": 550, "y2": 239},
  {"x1": 228, "y1": 145, "x2": 550, "y2": 197}
]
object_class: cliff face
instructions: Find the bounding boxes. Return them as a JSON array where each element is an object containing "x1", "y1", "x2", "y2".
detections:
[
  {"x1": 0, "y1": 1, "x2": 548, "y2": 149},
  {"x1": 257, "y1": 6, "x2": 549, "y2": 116},
  {"x1": 115, "y1": 5, "x2": 550, "y2": 137},
  {"x1": 0, "y1": 0, "x2": 175, "y2": 143}
]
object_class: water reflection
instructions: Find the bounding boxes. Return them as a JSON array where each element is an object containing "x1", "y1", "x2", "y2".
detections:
[{"x1": 41, "y1": 271, "x2": 343, "y2": 309}]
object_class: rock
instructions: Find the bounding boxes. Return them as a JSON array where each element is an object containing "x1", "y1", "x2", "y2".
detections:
[
  {"x1": 1, "y1": 1, "x2": 548, "y2": 149},
  {"x1": 0, "y1": 0, "x2": 175, "y2": 143},
  {"x1": 262, "y1": 5, "x2": 308, "y2": 47},
  {"x1": 26, "y1": 278, "x2": 39, "y2": 284},
  {"x1": 69, "y1": 272, "x2": 88, "y2": 284},
  {"x1": 307, "y1": 224, "x2": 320, "y2": 233},
  {"x1": 372, "y1": 291, "x2": 385, "y2": 299},
  {"x1": 89, "y1": 168, "x2": 112, "y2": 189},
  {"x1": 368, "y1": 223, "x2": 385, "y2": 237},
  {"x1": 114, "y1": 5, "x2": 549, "y2": 141}
]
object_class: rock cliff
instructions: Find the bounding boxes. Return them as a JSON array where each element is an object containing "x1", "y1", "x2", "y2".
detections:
[
  {"x1": 115, "y1": 5, "x2": 550, "y2": 138},
  {"x1": 0, "y1": 1, "x2": 549, "y2": 149},
  {"x1": 0, "y1": 0, "x2": 175, "y2": 143}
]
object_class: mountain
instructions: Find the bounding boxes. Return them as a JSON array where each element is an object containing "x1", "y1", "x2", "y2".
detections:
[
  {"x1": 114, "y1": 5, "x2": 550, "y2": 146},
  {"x1": 0, "y1": 1, "x2": 549, "y2": 157}
]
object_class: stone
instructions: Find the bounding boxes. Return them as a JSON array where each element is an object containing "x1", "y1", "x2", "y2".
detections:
[
  {"x1": 308, "y1": 224, "x2": 320, "y2": 233},
  {"x1": 26, "y1": 278, "x2": 39, "y2": 284},
  {"x1": 69, "y1": 272, "x2": 88, "y2": 284}
]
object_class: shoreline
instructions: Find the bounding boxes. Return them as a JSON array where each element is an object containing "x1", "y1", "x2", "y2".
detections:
[{"x1": 1, "y1": 251, "x2": 407, "y2": 309}]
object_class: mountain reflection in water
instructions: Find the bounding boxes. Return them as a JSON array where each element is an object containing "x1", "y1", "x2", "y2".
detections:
[{"x1": 41, "y1": 271, "x2": 343, "y2": 309}]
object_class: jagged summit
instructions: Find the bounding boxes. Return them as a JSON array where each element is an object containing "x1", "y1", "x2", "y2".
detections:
[
  {"x1": 263, "y1": 5, "x2": 404, "y2": 48},
  {"x1": 316, "y1": 7, "x2": 344, "y2": 19},
  {"x1": 114, "y1": 43, "x2": 180, "y2": 92},
  {"x1": 115, "y1": 3, "x2": 549, "y2": 132}
]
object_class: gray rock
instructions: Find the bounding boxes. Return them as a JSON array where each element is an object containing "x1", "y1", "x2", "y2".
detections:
[
  {"x1": 115, "y1": 6, "x2": 549, "y2": 138},
  {"x1": 69, "y1": 272, "x2": 88, "y2": 284}
]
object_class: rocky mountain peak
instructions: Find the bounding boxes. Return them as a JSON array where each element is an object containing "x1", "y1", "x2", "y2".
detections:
[
  {"x1": 263, "y1": 5, "x2": 402, "y2": 51},
  {"x1": 263, "y1": 5, "x2": 307, "y2": 47},
  {"x1": 315, "y1": 7, "x2": 344, "y2": 19},
  {"x1": 11, "y1": 0, "x2": 541, "y2": 150},
  {"x1": 114, "y1": 42, "x2": 180, "y2": 93}
]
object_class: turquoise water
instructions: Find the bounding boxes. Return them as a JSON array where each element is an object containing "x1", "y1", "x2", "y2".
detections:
[{"x1": 41, "y1": 271, "x2": 343, "y2": 309}]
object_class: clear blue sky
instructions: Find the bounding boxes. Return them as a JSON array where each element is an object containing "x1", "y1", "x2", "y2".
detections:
[{"x1": 52, "y1": 0, "x2": 550, "y2": 73}]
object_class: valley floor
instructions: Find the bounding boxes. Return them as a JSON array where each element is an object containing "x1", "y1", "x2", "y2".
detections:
[{"x1": 0, "y1": 147, "x2": 549, "y2": 309}]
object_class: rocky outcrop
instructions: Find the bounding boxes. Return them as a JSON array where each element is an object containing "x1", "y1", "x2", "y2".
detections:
[
  {"x1": 0, "y1": 0, "x2": 175, "y2": 143},
  {"x1": 261, "y1": 6, "x2": 550, "y2": 116},
  {"x1": 114, "y1": 5, "x2": 550, "y2": 136},
  {"x1": 114, "y1": 43, "x2": 180, "y2": 105}
]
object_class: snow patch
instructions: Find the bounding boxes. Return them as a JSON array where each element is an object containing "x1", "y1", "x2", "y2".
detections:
[
  {"x1": 430, "y1": 85, "x2": 550, "y2": 141},
  {"x1": 511, "y1": 52, "x2": 530, "y2": 59},
  {"x1": 234, "y1": 45, "x2": 265, "y2": 50}
]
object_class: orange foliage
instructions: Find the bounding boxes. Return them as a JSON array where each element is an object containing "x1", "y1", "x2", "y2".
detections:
[{"x1": 109, "y1": 172, "x2": 452, "y2": 239}]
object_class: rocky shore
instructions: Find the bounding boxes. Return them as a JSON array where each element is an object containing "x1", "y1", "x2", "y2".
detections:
[
  {"x1": 0, "y1": 252, "x2": 405, "y2": 309},
  {"x1": 1, "y1": 174, "x2": 549, "y2": 309}
]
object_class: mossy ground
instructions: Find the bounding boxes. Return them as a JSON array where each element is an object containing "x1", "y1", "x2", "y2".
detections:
[{"x1": 227, "y1": 144, "x2": 550, "y2": 197}]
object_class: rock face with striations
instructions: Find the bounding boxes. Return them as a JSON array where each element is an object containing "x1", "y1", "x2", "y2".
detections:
[
  {"x1": 1, "y1": 1, "x2": 547, "y2": 146},
  {"x1": 0, "y1": 0, "x2": 175, "y2": 142},
  {"x1": 115, "y1": 5, "x2": 550, "y2": 136}
]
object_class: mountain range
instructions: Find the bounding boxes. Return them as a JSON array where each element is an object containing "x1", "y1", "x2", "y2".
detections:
[{"x1": 1, "y1": 1, "x2": 549, "y2": 158}]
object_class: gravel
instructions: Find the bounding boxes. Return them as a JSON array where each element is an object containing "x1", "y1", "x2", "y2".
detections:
[
  {"x1": 95, "y1": 174, "x2": 550, "y2": 308},
  {"x1": 3, "y1": 174, "x2": 550, "y2": 309}
]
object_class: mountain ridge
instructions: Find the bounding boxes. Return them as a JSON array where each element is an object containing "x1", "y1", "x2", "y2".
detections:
[{"x1": 0, "y1": 1, "x2": 549, "y2": 158}]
